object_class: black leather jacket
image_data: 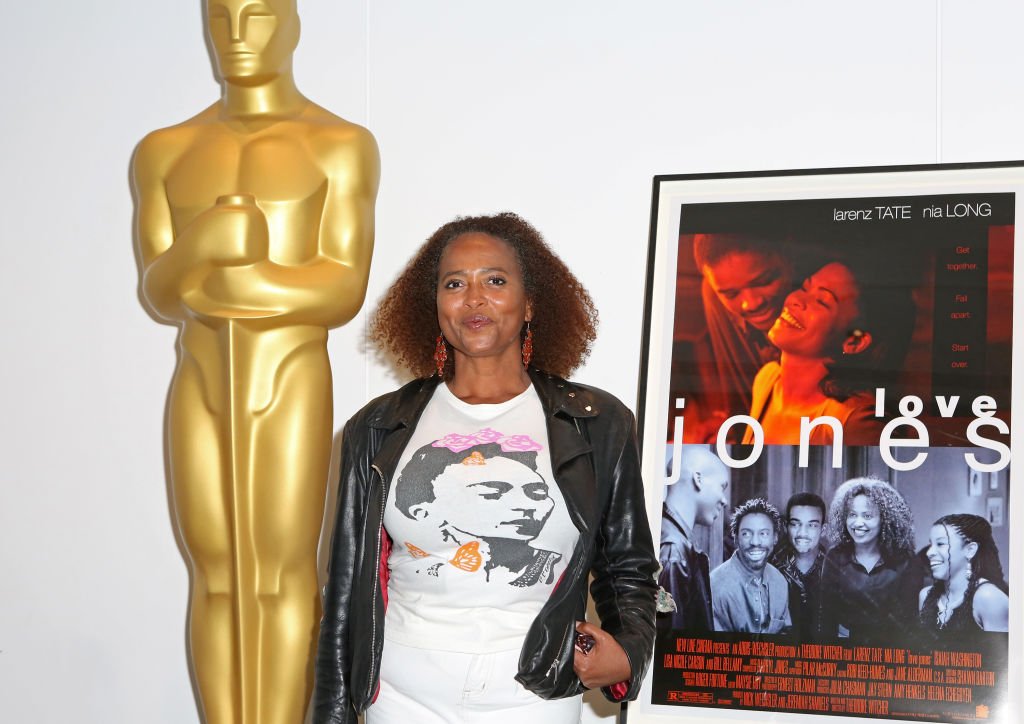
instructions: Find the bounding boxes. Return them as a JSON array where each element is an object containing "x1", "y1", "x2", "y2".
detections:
[{"x1": 313, "y1": 368, "x2": 658, "y2": 723}]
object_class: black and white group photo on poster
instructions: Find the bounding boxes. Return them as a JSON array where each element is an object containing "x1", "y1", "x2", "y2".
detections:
[
  {"x1": 637, "y1": 166, "x2": 1022, "y2": 724},
  {"x1": 653, "y1": 444, "x2": 1011, "y2": 720},
  {"x1": 657, "y1": 444, "x2": 1010, "y2": 641}
]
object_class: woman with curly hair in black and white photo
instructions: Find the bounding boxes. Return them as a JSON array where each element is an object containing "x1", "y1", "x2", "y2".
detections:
[{"x1": 818, "y1": 477, "x2": 923, "y2": 643}]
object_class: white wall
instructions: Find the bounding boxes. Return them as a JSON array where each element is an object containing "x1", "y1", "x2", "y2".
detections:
[{"x1": 1, "y1": 1, "x2": 1022, "y2": 722}]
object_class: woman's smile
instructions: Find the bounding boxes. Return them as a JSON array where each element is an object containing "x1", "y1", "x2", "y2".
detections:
[
  {"x1": 928, "y1": 556, "x2": 948, "y2": 577},
  {"x1": 777, "y1": 306, "x2": 805, "y2": 330}
]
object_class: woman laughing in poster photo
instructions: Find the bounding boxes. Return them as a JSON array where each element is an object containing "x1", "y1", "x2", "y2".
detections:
[
  {"x1": 919, "y1": 513, "x2": 1009, "y2": 639},
  {"x1": 742, "y1": 254, "x2": 916, "y2": 446}
]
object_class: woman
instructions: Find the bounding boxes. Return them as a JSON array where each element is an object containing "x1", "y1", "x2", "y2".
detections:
[
  {"x1": 314, "y1": 213, "x2": 658, "y2": 724},
  {"x1": 920, "y1": 514, "x2": 1009, "y2": 636},
  {"x1": 818, "y1": 477, "x2": 921, "y2": 643},
  {"x1": 743, "y1": 257, "x2": 916, "y2": 445}
]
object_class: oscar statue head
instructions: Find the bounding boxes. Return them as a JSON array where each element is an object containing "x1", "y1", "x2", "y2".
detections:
[{"x1": 204, "y1": 0, "x2": 301, "y2": 85}]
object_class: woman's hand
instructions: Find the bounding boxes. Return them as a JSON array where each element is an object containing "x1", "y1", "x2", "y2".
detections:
[{"x1": 572, "y1": 621, "x2": 631, "y2": 689}]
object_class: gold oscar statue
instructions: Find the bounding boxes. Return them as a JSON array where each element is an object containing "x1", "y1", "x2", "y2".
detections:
[{"x1": 131, "y1": 2, "x2": 379, "y2": 722}]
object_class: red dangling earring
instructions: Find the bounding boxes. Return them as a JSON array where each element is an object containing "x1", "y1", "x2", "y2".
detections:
[
  {"x1": 434, "y1": 334, "x2": 448, "y2": 377},
  {"x1": 521, "y1": 322, "x2": 533, "y2": 368}
]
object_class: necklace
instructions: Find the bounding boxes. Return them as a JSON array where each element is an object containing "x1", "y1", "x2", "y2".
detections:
[
  {"x1": 936, "y1": 593, "x2": 951, "y2": 627},
  {"x1": 935, "y1": 589, "x2": 965, "y2": 628}
]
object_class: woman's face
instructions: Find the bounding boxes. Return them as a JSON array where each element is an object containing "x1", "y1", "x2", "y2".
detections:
[
  {"x1": 846, "y1": 494, "x2": 882, "y2": 548},
  {"x1": 436, "y1": 233, "x2": 532, "y2": 368},
  {"x1": 926, "y1": 524, "x2": 974, "y2": 582},
  {"x1": 429, "y1": 456, "x2": 554, "y2": 541},
  {"x1": 768, "y1": 262, "x2": 862, "y2": 359}
]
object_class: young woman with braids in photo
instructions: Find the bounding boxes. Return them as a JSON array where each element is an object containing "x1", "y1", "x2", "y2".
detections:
[
  {"x1": 313, "y1": 213, "x2": 657, "y2": 724},
  {"x1": 919, "y1": 514, "x2": 1009, "y2": 638},
  {"x1": 818, "y1": 478, "x2": 923, "y2": 643}
]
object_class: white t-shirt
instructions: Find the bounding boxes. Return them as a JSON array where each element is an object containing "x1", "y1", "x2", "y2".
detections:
[{"x1": 382, "y1": 382, "x2": 580, "y2": 653}]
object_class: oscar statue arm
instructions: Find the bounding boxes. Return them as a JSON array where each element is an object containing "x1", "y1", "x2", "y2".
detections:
[
  {"x1": 132, "y1": 129, "x2": 191, "y2": 322},
  {"x1": 200, "y1": 125, "x2": 381, "y2": 328},
  {"x1": 132, "y1": 128, "x2": 271, "y2": 322}
]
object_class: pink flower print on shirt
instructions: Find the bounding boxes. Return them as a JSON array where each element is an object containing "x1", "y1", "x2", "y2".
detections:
[
  {"x1": 432, "y1": 433, "x2": 478, "y2": 453},
  {"x1": 498, "y1": 434, "x2": 542, "y2": 452},
  {"x1": 474, "y1": 428, "x2": 503, "y2": 443},
  {"x1": 432, "y1": 428, "x2": 542, "y2": 453}
]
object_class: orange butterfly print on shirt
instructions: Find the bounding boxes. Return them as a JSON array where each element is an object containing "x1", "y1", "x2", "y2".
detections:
[
  {"x1": 449, "y1": 541, "x2": 482, "y2": 572},
  {"x1": 405, "y1": 542, "x2": 429, "y2": 558}
]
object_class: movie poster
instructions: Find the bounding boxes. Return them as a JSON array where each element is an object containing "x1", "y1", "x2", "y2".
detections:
[{"x1": 632, "y1": 165, "x2": 1022, "y2": 724}]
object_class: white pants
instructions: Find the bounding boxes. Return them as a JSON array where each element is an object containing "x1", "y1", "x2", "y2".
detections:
[{"x1": 366, "y1": 638, "x2": 582, "y2": 724}]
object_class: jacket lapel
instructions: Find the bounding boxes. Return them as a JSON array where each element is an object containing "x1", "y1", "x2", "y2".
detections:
[
  {"x1": 528, "y1": 368, "x2": 601, "y2": 537},
  {"x1": 368, "y1": 377, "x2": 440, "y2": 482},
  {"x1": 546, "y1": 411, "x2": 597, "y2": 536}
]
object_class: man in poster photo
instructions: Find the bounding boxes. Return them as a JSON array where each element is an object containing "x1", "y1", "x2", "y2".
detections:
[
  {"x1": 694, "y1": 233, "x2": 793, "y2": 423},
  {"x1": 658, "y1": 445, "x2": 730, "y2": 632},
  {"x1": 711, "y1": 498, "x2": 791, "y2": 634},
  {"x1": 771, "y1": 493, "x2": 827, "y2": 639}
]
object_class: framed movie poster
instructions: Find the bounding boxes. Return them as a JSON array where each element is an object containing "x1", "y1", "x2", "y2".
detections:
[{"x1": 630, "y1": 163, "x2": 1022, "y2": 724}]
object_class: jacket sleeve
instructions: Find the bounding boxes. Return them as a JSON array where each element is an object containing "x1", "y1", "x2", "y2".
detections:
[
  {"x1": 589, "y1": 408, "x2": 659, "y2": 702},
  {"x1": 312, "y1": 418, "x2": 366, "y2": 724}
]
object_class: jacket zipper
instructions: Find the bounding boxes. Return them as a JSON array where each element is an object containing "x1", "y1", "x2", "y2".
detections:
[
  {"x1": 547, "y1": 626, "x2": 572, "y2": 679},
  {"x1": 545, "y1": 545, "x2": 590, "y2": 681},
  {"x1": 366, "y1": 463, "x2": 387, "y2": 703},
  {"x1": 546, "y1": 415, "x2": 589, "y2": 682}
]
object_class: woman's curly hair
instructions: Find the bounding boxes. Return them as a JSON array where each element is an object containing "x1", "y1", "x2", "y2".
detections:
[
  {"x1": 826, "y1": 477, "x2": 915, "y2": 558},
  {"x1": 371, "y1": 212, "x2": 598, "y2": 379}
]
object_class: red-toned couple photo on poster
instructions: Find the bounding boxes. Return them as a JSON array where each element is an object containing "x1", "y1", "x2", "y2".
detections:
[{"x1": 666, "y1": 193, "x2": 1011, "y2": 453}]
